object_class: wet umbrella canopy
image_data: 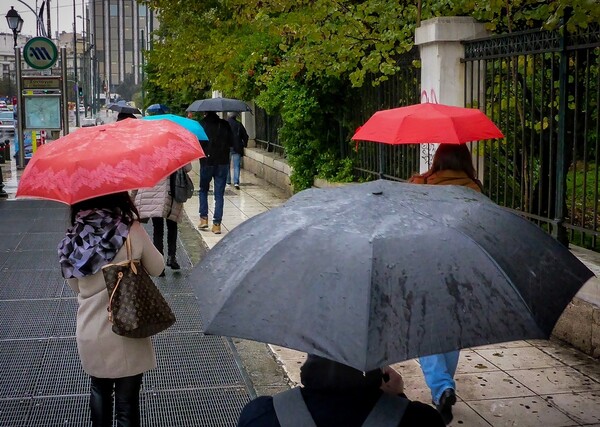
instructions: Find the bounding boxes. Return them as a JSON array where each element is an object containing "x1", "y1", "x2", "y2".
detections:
[
  {"x1": 186, "y1": 97, "x2": 251, "y2": 113},
  {"x1": 107, "y1": 100, "x2": 141, "y2": 115},
  {"x1": 191, "y1": 180, "x2": 593, "y2": 371}
]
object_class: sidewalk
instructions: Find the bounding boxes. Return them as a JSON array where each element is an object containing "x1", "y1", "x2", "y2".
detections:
[{"x1": 183, "y1": 166, "x2": 600, "y2": 427}]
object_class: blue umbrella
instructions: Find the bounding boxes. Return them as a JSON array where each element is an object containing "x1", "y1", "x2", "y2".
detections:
[
  {"x1": 142, "y1": 114, "x2": 209, "y2": 141},
  {"x1": 146, "y1": 104, "x2": 169, "y2": 114}
]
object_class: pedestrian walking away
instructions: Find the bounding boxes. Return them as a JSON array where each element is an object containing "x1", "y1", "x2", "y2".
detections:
[
  {"x1": 57, "y1": 192, "x2": 165, "y2": 427},
  {"x1": 237, "y1": 354, "x2": 445, "y2": 426},
  {"x1": 132, "y1": 164, "x2": 193, "y2": 273},
  {"x1": 226, "y1": 111, "x2": 249, "y2": 189},
  {"x1": 198, "y1": 111, "x2": 234, "y2": 234},
  {"x1": 409, "y1": 143, "x2": 483, "y2": 425}
]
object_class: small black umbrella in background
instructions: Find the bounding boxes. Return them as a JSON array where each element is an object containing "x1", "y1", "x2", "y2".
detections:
[
  {"x1": 108, "y1": 100, "x2": 141, "y2": 115},
  {"x1": 186, "y1": 97, "x2": 252, "y2": 113},
  {"x1": 190, "y1": 180, "x2": 594, "y2": 372}
]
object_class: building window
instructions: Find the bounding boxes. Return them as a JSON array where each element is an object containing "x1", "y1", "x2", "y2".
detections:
[{"x1": 110, "y1": 4, "x2": 118, "y2": 16}]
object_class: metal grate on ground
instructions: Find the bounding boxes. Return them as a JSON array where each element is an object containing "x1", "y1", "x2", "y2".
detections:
[
  {"x1": 141, "y1": 388, "x2": 250, "y2": 427},
  {"x1": 34, "y1": 338, "x2": 89, "y2": 397},
  {"x1": 28, "y1": 395, "x2": 90, "y2": 426},
  {"x1": 154, "y1": 268, "x2": 196, "y2": 295},
  {"x1": 0, "y1": 233, "x2": 23, "y2": 251},
  {"x1": 0, "y1": 398, "x2": 31, "y2": 427},
  {"x1": 16, "y1": 233, "x2": 66, "y2": 251},
  {"x1": 0, "y1": 200, "x2": 255, "y2": 426},
  {"x1": 0, "y1": 271, "x2": 64, "y2": 299},
  {"x1": 50, "y1": 298, "x2": 77, "y2": 338},
  {"x1": 162, "y1": 293, "x2": 204, "y2": 332},
  {"x1": 146, "y1": 333, "x2": 246, "y2": 391},
  {"x1": 0, "y1": 300, "x2": 59, "y2": 340},
  {"x1": 3, "y1": 250, "x2": 62, "y2": 271},
  {"x1": 0, "y1": 339, "x2": 47, "y2": 399}
]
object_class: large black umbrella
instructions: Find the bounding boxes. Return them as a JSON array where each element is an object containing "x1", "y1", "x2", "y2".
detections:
[
  {"x1": 186, "y1": 97, "x2": 251, "y2": 113},
  {"x1": 190, "y1": 180, "x2": 593, "y2": 371},
  {"x1": 108, "y1": 100, "x2": 141, "y2": 115}
]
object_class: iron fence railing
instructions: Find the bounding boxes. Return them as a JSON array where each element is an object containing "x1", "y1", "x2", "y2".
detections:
[
  {"x1": 344, "y1": 50, "x2": 422, "y2": 181},
  {"x1": 463, "y1": 24, "x2": 600, "y2": 249},
  {"x1": 254, "y1": 107, "x2": 285, "y2": 157}
]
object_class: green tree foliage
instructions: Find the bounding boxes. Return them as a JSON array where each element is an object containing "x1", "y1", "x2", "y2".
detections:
[{"x1": 140, "y1": 0, "x2": 599, "y2": 190}]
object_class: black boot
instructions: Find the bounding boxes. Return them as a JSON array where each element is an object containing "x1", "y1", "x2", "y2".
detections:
[
  {"x1": 436, "y1": 388, "x2": 456, "y2": 425},
  {"x1": 166, "y1": 256, "x2": 180, "y2": 270}
]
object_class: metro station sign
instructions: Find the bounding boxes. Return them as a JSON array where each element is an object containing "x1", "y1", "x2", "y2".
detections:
[{"x1": 23, "y1": 37, "x2": 59, "y2": 70}]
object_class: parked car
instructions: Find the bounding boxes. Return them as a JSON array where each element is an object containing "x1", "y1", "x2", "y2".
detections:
[
  {"x1": 0, "y1": 111, "x2": 15, "y2": 135},
  {"x1": 81, "y1": 116, "x2": 104, "y2": 127}
]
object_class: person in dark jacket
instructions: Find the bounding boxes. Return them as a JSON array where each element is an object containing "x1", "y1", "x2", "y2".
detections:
[
  {"x1": 226, "y1": 112, "x2": 249, "y2": 190},
  {"x1": 198, "y1": 111, "x2": 234, "y2": 234},
  {"x1": 237, "y1": 355, "x2": 445, "y2": 427},
  {"x1": 116, "y1": 112, "x2": 136, "y2": 121}
]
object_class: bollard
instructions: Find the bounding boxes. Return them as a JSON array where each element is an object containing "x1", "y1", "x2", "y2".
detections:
[
  {"x1": 0, "y1": 165, "x2": 7, "y2": 198},
  {"x1": 0, "y1": 142, "x2": 4, "y2": 164},
  {"x1": 3, "y1": 139, "x2": 10, "y2": 162}
]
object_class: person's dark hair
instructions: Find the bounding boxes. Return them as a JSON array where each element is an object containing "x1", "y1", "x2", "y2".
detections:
[
  {"x1": 427, "y1": 144, "x2": 480, "y2": 183},
  {"x1": 300, "y1": 354, "x2": 383, "y2": 391},
  {"x1": 70, "y1": 192, "x2": 139, "y2": 225},
  {"x1": 116, "y1": 112, "x2": 136, "y2": 121}
]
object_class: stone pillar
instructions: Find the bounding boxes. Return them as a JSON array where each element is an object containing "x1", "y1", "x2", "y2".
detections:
[
  {"x1": 242, "y1": 101, "x2": 256, "y2": 142},
  {"x1": 415, "y1": 17, "x2": 488, "y2": 172}
]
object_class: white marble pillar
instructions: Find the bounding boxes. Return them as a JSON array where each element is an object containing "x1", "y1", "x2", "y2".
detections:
[{"x1": 415, "y1": 17, "x2": 488, "y2": 172}]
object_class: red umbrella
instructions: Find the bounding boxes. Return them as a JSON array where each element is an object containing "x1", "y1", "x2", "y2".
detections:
[
  {"x1": 16, "y1": 118, "x2": 205, "y2": 205},
  {"x1": 352, "y1": 103, "x2": 504, "y2": 144}
]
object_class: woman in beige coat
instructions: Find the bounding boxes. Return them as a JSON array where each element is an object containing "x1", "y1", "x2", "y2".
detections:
[
  {"x1": 58, "y1": 192, "x2": 164, "y2": 427},
  {"x1": 133, "y1": 164, "x2": 192, "y2": 271}
]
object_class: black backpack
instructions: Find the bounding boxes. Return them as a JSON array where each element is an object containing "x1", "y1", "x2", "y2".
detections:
[{"x1": 169, "y1": 168, "x2": 194, "y2": 203}]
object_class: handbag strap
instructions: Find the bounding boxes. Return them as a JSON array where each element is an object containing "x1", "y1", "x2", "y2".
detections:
[
  {"x1": 125, "y1": 236, "x2": 137, "y2": 274},
  {"x1": 106, "y1": 236, "x2": 136, "y2": 323}
]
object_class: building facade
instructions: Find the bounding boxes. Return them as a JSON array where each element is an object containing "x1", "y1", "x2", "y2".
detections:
[
  {"x1": 89, "y1": 0, "x2": 157, "y2": 101},
  {"x1": 0, "y1": 33, "x2": 32, "y2": 98}
]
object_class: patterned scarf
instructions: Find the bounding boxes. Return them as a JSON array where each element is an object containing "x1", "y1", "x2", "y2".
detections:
[{"x1": 58, "y1": 208, "x2": 130, "y2": 279}]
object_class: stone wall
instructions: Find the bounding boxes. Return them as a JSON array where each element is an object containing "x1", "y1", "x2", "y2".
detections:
[{"x1": 243, "y1": 147, "x2": 293, "y2": 197}]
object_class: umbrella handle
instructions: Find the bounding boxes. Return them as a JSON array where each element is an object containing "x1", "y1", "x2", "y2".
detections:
[{"x1": 421, "y1": 89, "x2": 439, "y2": 104}]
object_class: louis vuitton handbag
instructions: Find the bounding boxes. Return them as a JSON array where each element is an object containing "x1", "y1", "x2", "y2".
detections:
[{"x1": 102, "y1": 237, "x2": 175, "y2": 338}]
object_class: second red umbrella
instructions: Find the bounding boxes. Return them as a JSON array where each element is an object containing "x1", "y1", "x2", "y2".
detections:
[{"x1": 352, "y1": 103, "x2": 504, "y2": 144}]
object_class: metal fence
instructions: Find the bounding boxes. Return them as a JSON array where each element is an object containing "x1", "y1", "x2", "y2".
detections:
[
  {"x1": 252, "y1": 50, "x2": 422, "y2": 178},
  {"x1": 254, "y1": 107, "x2": 285, "y2": 157},
  {"x1": 463, "y1": 24, "x2": 600, "y2": 249},
  {"x1": 344, "y1": 50, "x2": 422, "y2": 181}
]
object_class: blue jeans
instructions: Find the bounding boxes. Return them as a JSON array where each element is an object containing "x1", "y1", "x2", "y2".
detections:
[
  {"x1": 226, "y1": 150, "x2": 241, "y2": 185},
  {"x1": 419, "y1": 350, "x2": 459, "y2": 404},
  {"x1": 199, "y1": 163, "x2": 228, "y2": 224}
]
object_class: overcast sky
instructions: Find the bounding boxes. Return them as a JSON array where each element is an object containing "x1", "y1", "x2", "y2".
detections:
[{"x1": 5, "y1": 0, "x2": 87, "y2": 38}]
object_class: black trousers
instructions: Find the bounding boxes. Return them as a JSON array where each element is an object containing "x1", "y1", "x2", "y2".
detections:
[
  {"x1": 151, "y1": 217, "x2": 178, "y2": 257},
  {"x1": 90, "y1": 374, "x2": 143, "y2": 427}
]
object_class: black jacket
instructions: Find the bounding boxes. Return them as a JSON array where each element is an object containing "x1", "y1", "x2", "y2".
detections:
[
  {"x1": 227, "y1": 117, "x2": 249, "y2": 155},
  {"x1": 199, "y1": 112, "x2": 233, "y2": 166},
  {"x1": 237, "y1": 356, "x2": 445, "y2": 427}
]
